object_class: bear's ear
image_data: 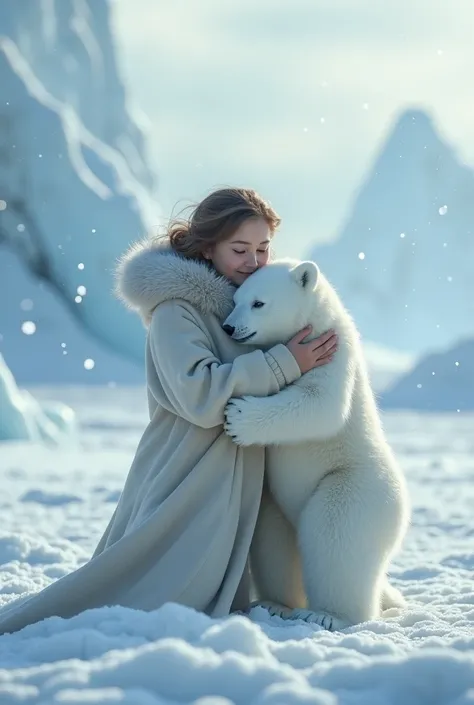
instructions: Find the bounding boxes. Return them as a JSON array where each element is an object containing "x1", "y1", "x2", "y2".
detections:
[{"x1": 290, "y1": 261, "x2": 319, "y2": 290}]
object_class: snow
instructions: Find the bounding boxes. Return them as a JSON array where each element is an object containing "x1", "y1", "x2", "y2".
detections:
[
  {"x1": 0, "y1": 1, "x2": 159, "y2": 373},
  {"x1": 0, "y1": 386, "x2": 473, "y2": 703},
  {"x1": 310, "y1": 109, "x2": 474, "y2": 358},
  {"x1": 0, "y1": 355, "x2": 76, "y2": 445},
  {"x1": 381, "y1": 337, "x2": 474, "y2": 411}
]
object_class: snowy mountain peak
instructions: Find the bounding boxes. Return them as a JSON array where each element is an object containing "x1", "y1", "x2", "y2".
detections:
[
  {"x1": 369, "y1": 108, "x2": 454, "y2": 185},
  {"x1": 388, "y1": 108, "x2": 437, "y2": 142},
  {"x1": 310, "y1": 108, "x2": 474, "y2": 356}
]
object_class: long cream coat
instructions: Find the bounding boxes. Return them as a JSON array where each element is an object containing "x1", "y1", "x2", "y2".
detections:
[{"x1": 0, "y1": 239, "x2": 300, "y2": 635}]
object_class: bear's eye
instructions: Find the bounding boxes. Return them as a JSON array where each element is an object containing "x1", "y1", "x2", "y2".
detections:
[{"x1": 252, "y1": 300, "x2": 265, "y2": 309}]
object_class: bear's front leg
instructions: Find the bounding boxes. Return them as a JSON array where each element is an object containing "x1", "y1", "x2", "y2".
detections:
[
  {"x1": 225, "y1": 349, "x2": 356, "y2": 446},
  {"x1": 224, "y1": 396, "x2": 275, "y2": 446},
  {"x1": 224, "y1": 386, "x2": 307, "y2": 446}
]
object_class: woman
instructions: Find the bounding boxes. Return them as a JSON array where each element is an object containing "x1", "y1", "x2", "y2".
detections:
[{"x1": 0, "y1": 187, "x2": 337, "y2": 635}]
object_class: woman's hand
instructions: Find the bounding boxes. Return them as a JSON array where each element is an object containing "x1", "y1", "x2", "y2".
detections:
[{"x1": 286, "y1": 325, "x2": 338, "y2": 375}]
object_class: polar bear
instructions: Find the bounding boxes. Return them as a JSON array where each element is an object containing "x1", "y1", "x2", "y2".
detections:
[{"x1": 222, "y1": 259, "x2": 410, "y2": 631}]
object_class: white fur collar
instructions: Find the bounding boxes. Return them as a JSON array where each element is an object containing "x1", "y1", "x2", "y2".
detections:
[{"x1": 115, "y1": 238, "x2": 236, "y2": 325}]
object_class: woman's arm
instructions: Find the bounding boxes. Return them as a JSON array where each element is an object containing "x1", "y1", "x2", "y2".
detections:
[{"x1": 148, "y1": 300, "x2": 301, "y2": 428}]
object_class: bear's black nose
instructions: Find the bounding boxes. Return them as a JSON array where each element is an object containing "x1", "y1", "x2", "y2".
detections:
[{"x1": 222, "y1": 324, "x2": 235, "y2": 336}]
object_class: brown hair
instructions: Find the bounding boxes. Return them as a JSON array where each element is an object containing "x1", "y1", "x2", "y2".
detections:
[{"x1": 167, "y1": 187, "x2": 281, "y2": 261}]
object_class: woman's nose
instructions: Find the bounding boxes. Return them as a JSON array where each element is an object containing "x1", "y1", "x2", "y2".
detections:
[{"x1": 245, "y1": 252, "x2": 258, "y2": 266}]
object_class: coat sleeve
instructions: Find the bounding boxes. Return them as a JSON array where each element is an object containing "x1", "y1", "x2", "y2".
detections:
[{"x1": 148, "y1": 300, "x2": 301, "y2": 428}]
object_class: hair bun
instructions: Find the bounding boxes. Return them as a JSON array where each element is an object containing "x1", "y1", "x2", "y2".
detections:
[{"x1": 168, "y1": 223, "x2": 198, "y2": 258}]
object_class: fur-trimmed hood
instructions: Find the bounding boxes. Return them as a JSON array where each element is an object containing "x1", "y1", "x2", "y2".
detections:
[{"x1": 115, "y1": 238, "x2": 236, "y2": 325}]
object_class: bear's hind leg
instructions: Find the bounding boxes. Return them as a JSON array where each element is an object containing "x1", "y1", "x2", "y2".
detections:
[
  {"x1": 298, "y1": 467, "x2": 404, "y2": 627},
  {"x1": 381, "y1": 579, "x2": 405, "y2": 612}
]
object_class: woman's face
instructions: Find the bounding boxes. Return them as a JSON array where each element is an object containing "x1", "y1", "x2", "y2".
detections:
[{"x1": 204, "y1": 217, "x2": 273, "y2": 286}]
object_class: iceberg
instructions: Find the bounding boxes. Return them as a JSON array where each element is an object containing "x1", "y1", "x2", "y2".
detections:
[
  {"x1": 0, "y1": 246, "x2": 144, "y2": 385},
  {"x1": 0, "y1": 354, "x2": 76, "y2": 444},
  {"x1": 0, "y1": 0, "x2": 159, "y2": 380}
]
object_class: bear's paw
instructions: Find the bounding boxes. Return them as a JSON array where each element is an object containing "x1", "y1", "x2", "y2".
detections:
[{"x1": 223, "y1": 397, "x2": 265, "y2": 446}]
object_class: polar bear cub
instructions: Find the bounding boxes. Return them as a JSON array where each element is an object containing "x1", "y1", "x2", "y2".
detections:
[{"x1": 223, "y1": 259, "x2": 410, "y2": 630}]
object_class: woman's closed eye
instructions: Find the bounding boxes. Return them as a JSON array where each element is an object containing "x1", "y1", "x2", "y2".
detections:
[{"x1": 233, "y1": 249, "x2": 269, "y2": 255}]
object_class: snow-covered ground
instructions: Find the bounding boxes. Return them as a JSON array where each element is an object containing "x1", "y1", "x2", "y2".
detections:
[{"x1": 0, "y1": 386, "x2": 473, "y2": 703}]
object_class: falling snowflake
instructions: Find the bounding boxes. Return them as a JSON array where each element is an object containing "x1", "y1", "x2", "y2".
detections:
[
  {"x1": 438, "y1": 205, "x2": 448, "y2": 215},
  {"x1": 84, "y1": 359, "x2": 95, "y2": 370},
  {"x1": 21, "y1": 321, "x2": 36, "y2": 335}
]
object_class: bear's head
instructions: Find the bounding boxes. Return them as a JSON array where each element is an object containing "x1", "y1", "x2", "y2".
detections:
[{"x1": 222, "y1": 259, "x2": 319, "y2": 346}]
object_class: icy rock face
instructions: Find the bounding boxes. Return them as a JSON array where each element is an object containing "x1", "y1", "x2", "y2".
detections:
[
  {"x1": 381, "y1": 338, "x2": 474, "y2": 412},
  {"x1": 0, "y1": 0, "x2": 160, "y2": 377},
  {"x1": 310, "y1": 109, "x2": 474, "y2": 356},
  {"x1": 0, "y1": 354, "x2": 77, "y2": 444},
  {"x1": 0, "y1": 247, "x2": 145, "y2": 385},
  {"x1": 0, "y1": 0, "x2": 155, "y2": 189}
]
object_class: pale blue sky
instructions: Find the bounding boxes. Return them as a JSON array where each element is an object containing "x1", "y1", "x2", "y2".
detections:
[{"x1": 112, "y1": 0, "x2": 474, "y2": 258}]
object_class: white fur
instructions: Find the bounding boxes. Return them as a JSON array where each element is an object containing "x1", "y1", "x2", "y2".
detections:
[
  {"x1": 223, "y1": 259, "x2": 410, "y2": 630},
  {"x1": 115, "y1": 236, "x2": 236, "y2": 325}
]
